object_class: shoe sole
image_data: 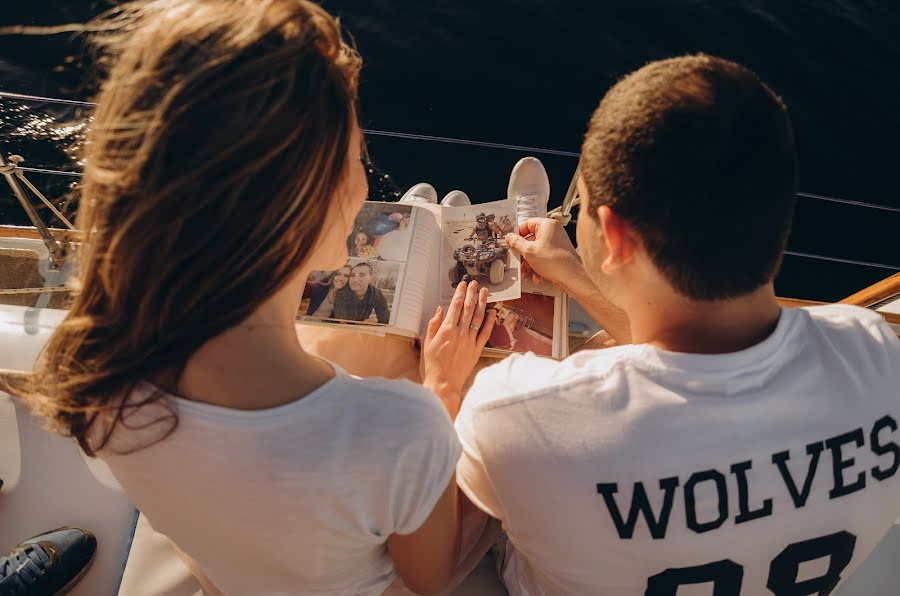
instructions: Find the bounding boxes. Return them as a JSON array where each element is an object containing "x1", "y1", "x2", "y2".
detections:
[
  {"x1": 399, "y1": 183, "x2": 437, "y2": 204},
  {"x1": 48, "y1": 527, "x2": 97, "y2": 596},
  {"x1": 57, "y1": 553, "x2": 94, "y2": 596}
]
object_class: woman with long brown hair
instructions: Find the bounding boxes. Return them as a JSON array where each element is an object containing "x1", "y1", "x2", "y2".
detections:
[
  {"x1": 306, "y1": 263, "x2": 351, "y2": 318},
  {"x1": 13, "y1": 0, "x2": 495, "y2": 593}
]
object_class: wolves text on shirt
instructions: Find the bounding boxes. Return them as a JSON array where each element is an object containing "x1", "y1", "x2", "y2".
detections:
[{"x1": 596, "y1": 415, "x2": 899, "y2": 540}]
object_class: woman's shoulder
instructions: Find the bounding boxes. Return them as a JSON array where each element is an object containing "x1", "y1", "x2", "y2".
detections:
[{"x1": 339, "y1": 373, "x2": 451, "y2": 426}]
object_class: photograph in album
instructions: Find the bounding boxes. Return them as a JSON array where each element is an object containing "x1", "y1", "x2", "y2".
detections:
[
  {"x1": 301, "y1": 258, "x2": 403, "y2": 326},
  {"x1": 440, "y1": 200, "x2": 521, "y2": 303},
  {"x1": 486, "y1": 292, "x2": 555, "y2": 357}
]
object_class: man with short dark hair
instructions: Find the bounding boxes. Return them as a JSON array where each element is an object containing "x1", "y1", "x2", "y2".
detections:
[
  {"x1": 456, "y1": 55, "x2": 900, "y2": 595},
  {"x1": 333, "y1": 262, "x2": 390, "y2": 323}
]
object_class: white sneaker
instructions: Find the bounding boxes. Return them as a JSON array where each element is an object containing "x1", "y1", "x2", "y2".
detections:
[
  {"x1": 508, "y1": 157, "x2": 550, "y2": 225},
  {"x1": 440, "y1": 190, "x2": 471, "y2": 207},
  {"x1": 399, "y1": 183, "x2": 438, "y2": 204}
]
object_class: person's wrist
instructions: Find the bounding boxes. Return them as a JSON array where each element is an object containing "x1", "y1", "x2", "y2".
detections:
[
  {"x1": 423, "y1": 376, "x2": 463, "y2": 418},
  {"x1": 560, "y1": 265, "x2": 597, "y2": 298}
]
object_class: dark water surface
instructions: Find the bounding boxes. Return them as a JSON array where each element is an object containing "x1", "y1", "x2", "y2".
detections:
[{"x1": 0, "y1": 1, "x2": 898, "y2": 301}]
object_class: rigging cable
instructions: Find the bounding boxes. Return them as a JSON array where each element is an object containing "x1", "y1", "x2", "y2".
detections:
[{"x1": 0, "y1": 89, "x2": 897, "y2": 270}]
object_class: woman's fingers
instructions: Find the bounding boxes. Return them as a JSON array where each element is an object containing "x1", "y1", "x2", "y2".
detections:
[
  {"x1": 444, "y1": 280, "x2": 467, "y2": 328},
  {"x1": 467, "y1": 287, "x2": 488, "y2": 333},
  {"x1": 476, "y1": 309, "x2": 498, "y2": 348},
  {"x1": 425, "y1": 305, "x2": 443, "y2": 343},
  {"x1": 459, "y1": 281, "x2": 480, "y2": 332}
]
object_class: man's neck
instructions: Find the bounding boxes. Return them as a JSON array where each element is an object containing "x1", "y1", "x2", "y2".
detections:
[{"x1": 626, "y1": 283, "x2": 782, "y2": 354}]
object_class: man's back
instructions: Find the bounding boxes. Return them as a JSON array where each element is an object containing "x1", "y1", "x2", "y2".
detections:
[{"x1": 457, "y1": 305, "x2": 900, "y2": 595}]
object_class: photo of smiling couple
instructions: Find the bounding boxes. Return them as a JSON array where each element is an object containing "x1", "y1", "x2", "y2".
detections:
[{"x1": 303, "y1": 259, "x2": 395, "y2": 324}]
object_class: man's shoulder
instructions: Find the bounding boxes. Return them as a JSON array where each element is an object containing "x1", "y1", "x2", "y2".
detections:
[
  {"x1": 802, "y1": 303, "x2": 886, "y2": 329},
  {"x1": 801, "y1": 304, "x2": 899, "y2": 351},
  {"x1": 464, "y1": 345, "x2": 645, "y2": 414}
]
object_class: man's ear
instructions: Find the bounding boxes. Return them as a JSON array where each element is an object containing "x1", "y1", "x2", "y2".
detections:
[{"x1": 597, "y1": 206, "x2": 638, "y2": 273}]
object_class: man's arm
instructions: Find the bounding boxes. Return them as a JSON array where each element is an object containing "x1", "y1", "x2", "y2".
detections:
[
  {"x1": 331, "y1": 287, "x2": 349, "y2": 320},
  {"x1": 563, "y1": 269, "x2": 631, "y2": 345},
  {"x1": 306, "y1": 284, "x2": 326, "y2": 316},
  {"x1": 374, "y1": 287, "x2": 390, "y2": 324},
  {"x1": 505, "y1": 219, "x2": 631, "y2": 344},
  {"x1": 573, "y1": 330, "x2": 618, "y2": 352}
]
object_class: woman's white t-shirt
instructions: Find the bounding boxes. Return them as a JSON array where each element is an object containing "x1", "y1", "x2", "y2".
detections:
[{"x1": 99, "y1": 366, "x2": 460, "y2": 595}]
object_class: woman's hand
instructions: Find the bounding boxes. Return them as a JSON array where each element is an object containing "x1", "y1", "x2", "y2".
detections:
[{"x1": 422, "y1": 280, "x2": 496, "y2": 419}]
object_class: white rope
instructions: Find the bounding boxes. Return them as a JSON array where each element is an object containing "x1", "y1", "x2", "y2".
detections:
[{"x1": 548, "y1": 195, "x2": 579, "y2": 226}]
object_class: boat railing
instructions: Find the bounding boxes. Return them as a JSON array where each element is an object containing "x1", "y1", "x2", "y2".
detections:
[{"x1": 0, "y1": 88, "x2": 898, "y2": 323}]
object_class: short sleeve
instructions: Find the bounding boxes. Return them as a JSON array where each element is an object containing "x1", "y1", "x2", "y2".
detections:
[
  {"x1": 867, "y1": 316, "x2": 900, "y2": 350},
  {"x1": 391, "y1": 394, "x2": 462, "y2": 535},
  {"x1": 454, "y1": 359, "x2": 521, "y2": 521},
  {"x1": 863, "y1": 315, "x2": 900, "y2": 376}
]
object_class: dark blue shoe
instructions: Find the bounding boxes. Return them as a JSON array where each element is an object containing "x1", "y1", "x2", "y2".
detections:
[{"x1": 0, "y1": 527, "x2": 96, "y2": 595}]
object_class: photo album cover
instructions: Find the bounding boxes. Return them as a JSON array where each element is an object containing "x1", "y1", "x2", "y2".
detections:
[{"x1": 297, "y1": 198, "x2": 568, "y2": 359}]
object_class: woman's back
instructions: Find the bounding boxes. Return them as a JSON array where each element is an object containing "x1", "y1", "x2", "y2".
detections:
[{"x1": 101, "y1": 370, "x2": 460, "y2": 594}]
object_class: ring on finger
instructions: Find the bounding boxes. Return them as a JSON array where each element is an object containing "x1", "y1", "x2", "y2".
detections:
[{"x1": 469, "y1": 323, "x2": 480, "y2": 331}]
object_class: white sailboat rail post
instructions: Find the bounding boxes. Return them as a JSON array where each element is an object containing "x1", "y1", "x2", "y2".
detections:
[
  {"x1": 0, "y1": 153, "x2": 67, "y2": 267},
  {"x1": 549, "y1": 156, "x2": 582, "y2": 227},
  {"x1": 16, "y1": 173, "x2": 75, "y2": 230}
]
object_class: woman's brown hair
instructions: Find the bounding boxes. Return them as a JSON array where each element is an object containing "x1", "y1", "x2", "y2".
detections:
[{"x1": 9, "y1": 0, "x2": 361, "y2": 455}]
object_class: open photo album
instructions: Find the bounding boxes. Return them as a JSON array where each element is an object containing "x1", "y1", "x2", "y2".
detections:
[{"x1": 297, "y1": 198, "x2": 569, "y2": 359}]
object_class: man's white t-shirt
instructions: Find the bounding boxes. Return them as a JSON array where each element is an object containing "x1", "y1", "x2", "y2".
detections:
[
  {"x1": 99, "y1": 366, "x2": 461, "y2": 595},
  {"x1": 456, "y1": 305, "x2": 900, "y2": 595}
]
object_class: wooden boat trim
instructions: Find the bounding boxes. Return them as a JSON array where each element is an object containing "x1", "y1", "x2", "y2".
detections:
[
  {"x1": 776, "y1": 297, "x2": 825, "y2": 308},
  {"x1": 840, "y1": 273, "x2": 900, "y2": 308},
  {"x1": 0, "y1": 224, "x2": 82, "y2": 243}
]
